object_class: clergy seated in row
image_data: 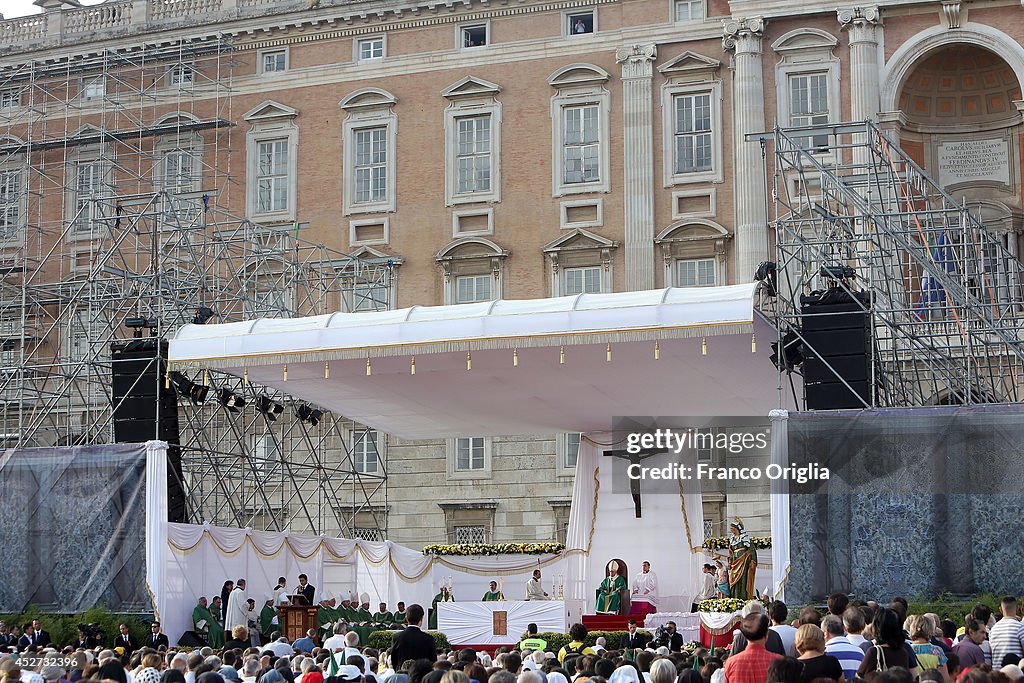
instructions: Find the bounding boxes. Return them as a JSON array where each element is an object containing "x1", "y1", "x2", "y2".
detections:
[
  {"x1": 192, "y1": 596, "x2": 224, "y2": 649},
  {"x1": 482, "y1": 581, "x2": 505, "y2": 601}
]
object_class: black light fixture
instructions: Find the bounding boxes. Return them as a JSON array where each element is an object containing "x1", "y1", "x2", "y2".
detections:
[
  {"x1": 125, "y1": 316, "x2": 159, "y2": 338},
  {"x1": 296, "y1": 404, "x2": 323, "y2": 426},
  {"x1": 770, "y1": 330, "x2": 805, "y2": 372},
  {"x1": 193, "y1": 307, "x2": 216, "y2": 325},
  {"x1": 255, "y1": 395, "x2": 285, "y2": 420},
  {"x1": 169, "y1": 371, "x2": 210, "y2": 405},
  {"x1": 218, "y1": 388, "x2": 246, "y2": 412}
]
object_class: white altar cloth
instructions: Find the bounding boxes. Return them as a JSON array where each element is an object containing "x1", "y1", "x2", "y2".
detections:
[
  {"x1": 438, "y1": 601, "x2": 565, "y2": 645},
  {"x1": 644, "y1": 613, "x2": 700, "y2": 642}
]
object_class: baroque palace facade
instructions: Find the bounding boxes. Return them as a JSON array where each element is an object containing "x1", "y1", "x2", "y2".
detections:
[{"x1": 2, "y1": 0, "x2": 1024, "y2": 547}]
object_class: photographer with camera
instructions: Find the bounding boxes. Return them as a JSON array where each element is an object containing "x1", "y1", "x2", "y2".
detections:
[{"x1": 649, "y1": 622, "x2": 684, "y2": 653}]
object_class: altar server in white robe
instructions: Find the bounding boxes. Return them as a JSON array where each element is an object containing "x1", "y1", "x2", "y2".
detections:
[
  {"x1": 631, "y1": 561, "x2": 658, "y2": 615},
  {"x1": 226, "y1": 578, "x2": 250, "y2": 630},
  {"x1": 525, "y1": 569, "x2": 549, "y2": 600}
]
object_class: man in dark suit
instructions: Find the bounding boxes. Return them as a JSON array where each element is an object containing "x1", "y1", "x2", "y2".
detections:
[
  {"x1": 114, "y1": 623, "x2": 136, "y2": 656},
  {"x1": 619, "y1": 619, "x2": 646, "y2": 651},
  {"x1": 296, "y1": 574, "x2": 315, "y2": 605},
  {"x1": 145, "y1": 622, "x2": 170, "y2": 650},
  {"x1": 0, "y1": 622, "x2": 13, "y2": 648},
  {"x1": 30, "y1": 621, "x2": 51, "y2": 648},
  {"x1": 17, "y1": 622, "x2": 34, "y2": 650},
  {"x1": 390, "y1": 604, "x2": 437, "y2": 669}
]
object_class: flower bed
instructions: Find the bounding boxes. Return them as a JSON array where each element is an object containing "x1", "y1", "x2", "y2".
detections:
[
  {"x1": 422, "y1": 542, "x2": 565, "y2": 556},
  {"x1": 701, "y1": 536, "x2": 772, "y2": 551}
]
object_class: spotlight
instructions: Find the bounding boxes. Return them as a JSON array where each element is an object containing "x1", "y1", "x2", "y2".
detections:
[
  {"x1": 125, "y1": 317, "x2": 157, "y2": 329},
  {"x1": 255, "y1": 395, "x2": 284, "y2": 420},
  {"x1": 193, "y1": 307, "x2": 216, "y2": 325},
  {"x1": 819, "y1": 264, "x2": 856, "y2": 280},
  {"x1": 169, "y1": 371, "x2": 210, "y2": 405},
  {"x1": 218, "y1": 388, "x2": 246, "y2": 412},
  {"x1": 295, "y1": 404, "x2": 324, "y2": 426}
]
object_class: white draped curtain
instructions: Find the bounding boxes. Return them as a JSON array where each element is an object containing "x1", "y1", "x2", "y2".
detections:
[{"x1": 769, "y1": 410, "x2": 791, "y2": 600}]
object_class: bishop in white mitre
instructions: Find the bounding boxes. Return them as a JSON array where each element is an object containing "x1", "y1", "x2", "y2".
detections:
[{"x1": 630, "y1": 561, "x2": 658, "y2": 615}]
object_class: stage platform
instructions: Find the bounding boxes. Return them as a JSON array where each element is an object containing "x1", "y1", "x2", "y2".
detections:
[{"x1": 581, "y1": 614, "x2": 644, "y2": 631}]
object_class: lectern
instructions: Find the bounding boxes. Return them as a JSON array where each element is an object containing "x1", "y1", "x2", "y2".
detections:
[{"x1": 279, "y1": 595, "x2": 318, "y2": 642}]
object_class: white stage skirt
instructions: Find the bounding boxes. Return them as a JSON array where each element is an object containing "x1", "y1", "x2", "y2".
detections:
[
  {"x1": 644, "y1": 612, "x2": 700, "y2": 642},
  {"x1": 438, "y1": 601, "x2": 565, "y2": 645}
]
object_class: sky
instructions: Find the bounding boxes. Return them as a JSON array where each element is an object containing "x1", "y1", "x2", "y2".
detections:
[{"x1": 1, "y1": 0, "x2": 105, "y2": 19}]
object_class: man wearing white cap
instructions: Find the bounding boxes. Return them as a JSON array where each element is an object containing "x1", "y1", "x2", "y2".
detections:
[{"x1": 259, "y1": 595, "x2": 277, "y2": 644}]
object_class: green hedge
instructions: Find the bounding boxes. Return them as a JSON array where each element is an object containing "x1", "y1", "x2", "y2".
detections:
[
  {"x1": 906, "y1": 593, "x2": 1003, "y2": 622},
  {"x1": 0, "y1": 606, "x2": 151, "y2": 650},
  {"x1": 367, "y1": 630, "x2": 450, "y2": 652}
]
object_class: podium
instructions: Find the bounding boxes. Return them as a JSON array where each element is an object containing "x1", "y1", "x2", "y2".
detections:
[{"x1": 279, "y1": 604, "x2": 318, "y2": 642}]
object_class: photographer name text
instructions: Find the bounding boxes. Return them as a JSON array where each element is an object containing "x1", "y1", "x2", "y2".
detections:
[{"x1": 626, "y1": 462, "x2": 830, "y2": 483}]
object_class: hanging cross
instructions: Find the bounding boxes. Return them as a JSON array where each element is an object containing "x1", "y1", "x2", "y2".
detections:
[{"x1": 603, "y1": 447, "x2": 662, "y2": 518}]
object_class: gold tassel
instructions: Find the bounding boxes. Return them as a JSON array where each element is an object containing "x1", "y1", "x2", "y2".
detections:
[
  {"x1": 654, "y1": 341, "x2": 660, "y2": 360},
  {"x1": 466, "y1": 352, "x2": 472, "y2": 371},
  {"x1": 283, "y1": 364, "x2": 288, "y2": 382},
  {"x1": 325, "y1": 362, "x2": 330, "y2": 380},
  {"x1": 513, "y1": 348, "x2": 518, "y2": 367},
  {"x1": 366, "y1": 358, "x2": 372, "y2": 376},
  {"x1": 243, "y1": 368, "x2": 249, "y2": 385},
  {"x1": 164, "y1": 372, "x2": 170, "y2": 389},
  {"x1": 751, "y1": 334, "x2": 757, "y2": 353},
  {"x1": 702, "y1": 337, "x2": 708, "y2": 356},
  {"x1": 559, "y1": 346, "x2": 565, "y2": 365},
  {"x1": 203, "y1": 369, "x2": 209, "y2": 386},
  {"x1": 410, "y1": 356, "x2": 416, "y2": 375},
  {"x1": 606, "y1": 343, "x2": 612, "y2": 362}
]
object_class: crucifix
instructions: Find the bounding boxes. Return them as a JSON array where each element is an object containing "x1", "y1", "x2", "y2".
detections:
[{"x1": 603, "y1": 447, "x2": 663, "y2": 518}]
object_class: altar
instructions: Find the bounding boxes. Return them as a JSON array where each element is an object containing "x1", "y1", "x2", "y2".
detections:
[{"x1": 438, "y1": 601, "x2": 565, "y2": 646}]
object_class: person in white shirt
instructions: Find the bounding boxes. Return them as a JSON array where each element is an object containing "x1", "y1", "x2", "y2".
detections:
[
  {"x1": 266, "y1": 634, "x2": 295, "y2": 657},
  {"x1": 526, "y1": 570, "x2": 548, "y2": 600},
  {"x1": 240, "y1": 659, "x2": 260, "y2": 683},
  {"x1": 631, "y1": 562, "x2": 658, "y2": 615},
  {"x1": 768, "y1": 600, "x2": 798, "y2": 657},
  {"x1": 692, "y1": 564, "x2": 717, "y2": 612},
  {"x1": 843, "y1": 607, "x2": 869, "y2": 651},
  {"x1": 323, "y1": 625, "x2": 347, "y2": 652},
  {"x1": 226, "y1": 579, "x2": 249, "y2": 631},
  {"x1": 273, "y1": 578, "x2": 290, "y2": 607}
]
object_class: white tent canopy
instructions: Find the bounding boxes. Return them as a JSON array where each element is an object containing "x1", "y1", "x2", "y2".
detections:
[{"x1": 169, "y1": 284, "x2": 781, "y2": 438}]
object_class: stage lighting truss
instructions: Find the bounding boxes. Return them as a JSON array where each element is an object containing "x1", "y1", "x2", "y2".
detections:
[
  {"x1": 255, "y1": 395, "x2": 285, "y2": 420},
  {"x1": 169, "y1": 371, "x2": 210, "y2": 405},
  {"x1": 218, "y1": 388, "x2": 246, "y2": 412},
  {"x1": 295, "y1": 404, "x2": 324, "y2": 426}
]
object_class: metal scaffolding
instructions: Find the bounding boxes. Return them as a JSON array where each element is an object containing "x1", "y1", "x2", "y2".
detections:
[
  {"x1": 0, "y1": 36, "x2": 393, "y2": 536},
  {"x1": 769, "y1": 120, "x2": 1024, "y2": 408}
]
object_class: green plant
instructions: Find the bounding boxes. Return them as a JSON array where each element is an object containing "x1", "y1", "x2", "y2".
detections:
[
  {"x1": 367, "y1": 630, "x2": 450, "y2": 651},
  {"x1": 0, "y1": 606, "x2": 150, "y2": 649},
  {"x1": 524, "y1": 630, "x2": 651, "y2": 654},
  {"x1": 906, "y1": 593, "x2": 1002, "y2": 622}
]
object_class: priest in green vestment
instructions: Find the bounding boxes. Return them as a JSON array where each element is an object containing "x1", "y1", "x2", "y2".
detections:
[
  {"x1": 193, "y1": 597, "x2": 217, "y2": 647},
  {"x1": 317, "y1": 595, "x2": 339, "y2": 640},
  {"x1": 429, "y1": 585, "x2": 453, "y2": 630},
  {"x1": 207, "y1": 597, "x2": 225, "y2": 648},
  {"x1": 391, "y1": 602, "x2": 407, "y2": 626},
  {"x1": 482, "y1": 581, "x2": 505, "y2": 601},
  {"x1": 338, "y1": 598, "x2": 356, "y2": 622},
  {"x1": 372, "y1": 602, "x2": 393, "y2": 626},
  {"x1": 595, "y1": 560, "x2": 627, "y2": 614},
  {"x1": 355, "y1": 596, "x2": 373, "y2": 624},
  {"x1": 259, "y1": 595, "x2": 277, "y2": 642}
]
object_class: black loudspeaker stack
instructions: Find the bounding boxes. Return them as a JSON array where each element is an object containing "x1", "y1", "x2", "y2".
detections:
[
  {"x1": 800, "y1": 290, "x2": 873, "y2": 410},
  {"x1": 111, "y1": 339, "x2": 188, "y2": 523}
]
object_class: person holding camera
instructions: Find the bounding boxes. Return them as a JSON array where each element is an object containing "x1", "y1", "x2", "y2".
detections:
[{"x1": 651, "y1": 622, "x2": 684, "y2": 652}]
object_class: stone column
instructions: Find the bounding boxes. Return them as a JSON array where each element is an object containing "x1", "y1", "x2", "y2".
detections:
[
  {"x1": 616, "y1": 43, "x2": 657, "y2": 291},
  {"x1": 723, "y1": 17, "x2": 767, "y2": 285},
  {"x1": 838, "y1": 7, "x2": 882, "y2": 167}
]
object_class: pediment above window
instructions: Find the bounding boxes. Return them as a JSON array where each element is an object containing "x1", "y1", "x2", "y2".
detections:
[
  {"x1": 656, "y1": 219, "x2": 731, "y2": 243},
  {"x1": 771, "y1": 28, "x2": 839, "y2": 57},
  {"x1": 543, "y1": 228, "x2": 618, "y2": 254},
  {"x1": 435, "y1": 236, "x2": 510, "y2": 262},
  {"x1": 657, "y1": 51, "x2": 721, "y2": 79},
  {"x1": 350, "y1": 245, "x2": 405, "y2": 267},
  {"x1": 442, "y1": 76, "x2": 501, "y2": 100},
  {"x1": 339, "y1": 87, "x2": 398, "y2": 112},
  {"x1": 548, "y1": 63, "x2": 611, "y2": 89},
  {"x1": 243, "y1": 100, "x2": 298, "y2": 122}
]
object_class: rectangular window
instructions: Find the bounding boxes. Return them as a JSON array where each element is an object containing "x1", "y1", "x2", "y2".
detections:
[
  {"x1": 567, "y1": 11, "x2": 595, "y2": 35},
  {"x1": 163, "y1": 149, "x2": 196, "y2": 193},
  {"x1": 352, "y1": 282, "x2": 387, "y2": 311},
  {"x1": 564, "y1": 266, "x2": 602, "y2": 295},
  {"x1": 564, "y1": 432, "x2": 581, "y2": 468},
  {"x1": 73, "y1": 161, "x2": 106, "y2": 233},
  {"x1": 563, "y1": 105, "x2": 600, "y2": 185},
  {"x1": 461, "y1": 24, "x2": 488, "y2": 48},
  {"x1": 170, "y1": 64, "x2": 194, "y2": 86},
  {"x1": 351, "y1": 430, "x2": 379, "y2": 473},
  {"x1": 358, "y1": 38, "x2": 385, "y2": 61},
  {"x1": 696, "y1": 427, "x2": 714, "y2": 461},
  {"x1": 353, "y1": 527, "x2": 385, "y2": 541},
  {"x1": 68, "y1": 309, "x2": 108, "y2": 363},
  {"x1": 674, "y1": 0, "x2": 705, "y2": 21},
  {"x1": 253, "y1": 434, "x2": 280, "y2": 476},
  {"x1": 677, "y1": 258, "x2": 717, "y2": 287},
  {"x1": 455, "y1": 274, "x2": 492, "y2": 304},
  {"x1": 456, "y1": 115, "x2": 492, "y2": 194},
  {"x1": 256, "y1": 139, "x2": 289, "y2": 214},
  {"x1": 453, "y1": 525, "x2": 488, "y2": 544},
  {"x1": 790, "y1": 73, "x2": 830, "y2": 151},
  {"x1": 674, "y1": 93, "x2": 713, "y2": 174},
  {"x1": 82, "y1": 77, "x2": 105, "y2": 100},
  {"x1": 261, "y1": 50, "x2": 287, "y2": 73},
  {"x1": 354, "y1": 127, "x2": 387, "y2": 204},
  {"x1": 0, "y1": 170, "x2": 21, "y2": 240},
  {"x1": 456, "y1": 437, "x2": 485, "y2": 470},
  {"x1": 0, "y1": 89, "x2": 21, "y2": 109}
]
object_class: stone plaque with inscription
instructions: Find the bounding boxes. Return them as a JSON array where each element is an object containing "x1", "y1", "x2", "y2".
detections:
[{"x1": 937, "y1": 138, "x2": 1011, "y2": 188}]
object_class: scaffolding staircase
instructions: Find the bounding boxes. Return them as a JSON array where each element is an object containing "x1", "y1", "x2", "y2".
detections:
[{"x1": 771, "y1": 120, "x2": 1024, "y2": 408}]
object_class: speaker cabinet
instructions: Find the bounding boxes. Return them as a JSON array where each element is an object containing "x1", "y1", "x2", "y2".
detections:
[{"x1": 800, "y1": 290, "x2": 872, "y2": 410}]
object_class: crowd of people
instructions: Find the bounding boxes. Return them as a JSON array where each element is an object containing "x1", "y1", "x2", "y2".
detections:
[{"x1": 4, "y1": 594, "x2": 1024, "y2": 683}]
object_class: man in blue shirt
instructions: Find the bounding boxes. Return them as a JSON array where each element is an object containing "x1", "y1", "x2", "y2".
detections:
[{"x1": 292, "y1": 628, "x2": 317, "y2": 654}]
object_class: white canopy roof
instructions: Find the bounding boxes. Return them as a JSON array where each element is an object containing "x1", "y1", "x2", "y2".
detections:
[{"x1": 169, "y1": 284, "x2": 783, "y2": 437}]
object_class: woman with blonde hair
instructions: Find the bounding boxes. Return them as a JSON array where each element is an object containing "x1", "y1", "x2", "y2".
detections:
[
  {"x1": 906, "y1": 615, "x2": 949, "y2": 681},
  {"x1": 794, "y1": 624, "x2": 843, "y2": 683}
]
